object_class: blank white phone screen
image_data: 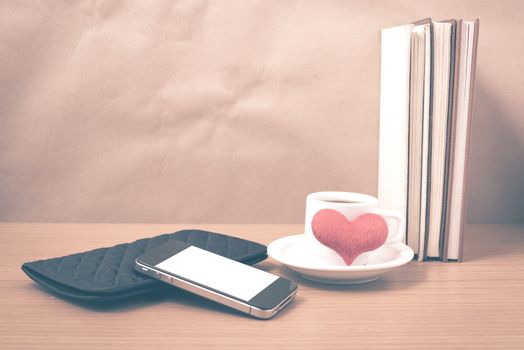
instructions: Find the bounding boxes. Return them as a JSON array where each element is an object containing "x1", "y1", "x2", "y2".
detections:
[{"x1": 155, "y1": 246, "x2": 278, "y2": 301}]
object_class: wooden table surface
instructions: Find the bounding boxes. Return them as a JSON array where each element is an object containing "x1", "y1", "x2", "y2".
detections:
[{"x1": 0, "y1": 223, "x2": 523, "y2": 349}]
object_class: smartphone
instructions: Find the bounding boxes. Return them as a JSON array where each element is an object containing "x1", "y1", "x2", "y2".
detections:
[{"x1": 135, "y1": 240, "x2": 297, "y2": 319}]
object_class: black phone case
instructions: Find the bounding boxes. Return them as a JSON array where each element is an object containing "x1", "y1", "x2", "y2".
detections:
[{"x1": 21, "y1": 229, "x2": 267, "y2": 302}]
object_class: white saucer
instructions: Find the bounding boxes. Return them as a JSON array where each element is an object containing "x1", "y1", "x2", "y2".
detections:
[{"x1": 267, "y1": 234, "x2": 414, "y2": 285}]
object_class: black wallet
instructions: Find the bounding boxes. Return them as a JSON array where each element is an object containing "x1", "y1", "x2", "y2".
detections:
[{"x1": 21, "y1": 229, "x2": 267, "y2": 302}]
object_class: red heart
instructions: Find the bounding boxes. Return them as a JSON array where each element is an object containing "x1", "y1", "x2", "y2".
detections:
[{"x1": 311, "y1": 209, "x2": 388, "y2": 265}]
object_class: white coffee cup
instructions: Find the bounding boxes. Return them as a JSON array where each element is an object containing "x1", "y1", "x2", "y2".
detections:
[{"x1": 303, "y1": 191, "x2": 404, "y2": 265}]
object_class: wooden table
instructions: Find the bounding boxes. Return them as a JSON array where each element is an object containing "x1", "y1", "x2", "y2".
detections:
[{"x1": 1, "y1": 223, "x2": 523, "y2": 349}]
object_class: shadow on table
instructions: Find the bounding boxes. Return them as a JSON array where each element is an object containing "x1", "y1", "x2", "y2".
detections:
[
  {"x1": 33, "y1": 282, "x2": 300, "y2": 320},
  {"x1": 33, "y1": 283, "x2": 170, "y2": 312},
  {"x1": 260, "y1": 260, "x2": 426, "y2": 292},
  {"x1": 460, "y1": 80, "x2": 524, "y2": 261},
  {"x1": 462, "y1": 224, "x2": 524, "y2": 262}
]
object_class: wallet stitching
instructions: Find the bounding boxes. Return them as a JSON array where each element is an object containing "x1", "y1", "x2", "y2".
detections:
[
  {"x1": 72, "y1": 252, "x2": 88, "y2": 280},
  {"x1": 111, "y1": 247, "x2": 127, "y2": 287},
  {"x1": 88, "y1": 247, "x2": 111, "y2": 287},
  {"x1": 54, "y1": 255, "x2": 66, "y2": 274}
]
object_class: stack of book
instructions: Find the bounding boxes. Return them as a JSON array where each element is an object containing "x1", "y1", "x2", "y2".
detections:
[{"x1": 378, "y1": 18, "x2": 479, "y2": 261}]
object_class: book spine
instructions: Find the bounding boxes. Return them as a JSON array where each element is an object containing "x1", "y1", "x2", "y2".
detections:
[
  {"x1": 441, "y1": 20, "x2": 462, "y2": 262},
  {"x1": 418, "y1": 23, "x2": 434, "y2": 262},
  {"x1": 458, "y1": 19, "x2": 480, "y2": 262}
]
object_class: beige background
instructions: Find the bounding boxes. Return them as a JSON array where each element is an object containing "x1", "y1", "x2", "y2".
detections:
[{"x1": 1, "y1": 0, "x2": 523, "y2": 224}]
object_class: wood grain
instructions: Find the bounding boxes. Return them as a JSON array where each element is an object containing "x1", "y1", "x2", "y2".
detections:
[{"x1": 0, "y1": 223, "x2": 523, "y2": 349}]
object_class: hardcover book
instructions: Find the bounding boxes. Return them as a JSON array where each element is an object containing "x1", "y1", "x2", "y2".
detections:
[{"x1": 378, "y1": 18, "x2": 479, "y2": 262}]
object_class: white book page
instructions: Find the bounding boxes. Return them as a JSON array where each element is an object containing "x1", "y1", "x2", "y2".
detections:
[
  {"x1": 418, "y1": 24, "x2": 432, "y2": 261},
  {"x1": 447, "y1": 22, "x2": 475, "y2": 260},
  {"x1": 407, "y1": 26, "x2": 426, "y2": 254},
  {"x1": 427, "y1": 22, "x2": 452, "y2": 257},
  {"x1": 378, "y1": 24, "x2": 413, "y2": 241}
]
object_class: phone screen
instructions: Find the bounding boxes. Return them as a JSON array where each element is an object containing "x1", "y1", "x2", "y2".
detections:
[{"x1": 155, "y1": 246, "x2": 278, "y2": 301}]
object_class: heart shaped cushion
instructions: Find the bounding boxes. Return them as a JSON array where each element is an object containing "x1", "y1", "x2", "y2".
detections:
[{"x1": 311, "y1": 209, "x2": 388, "y2": 265}]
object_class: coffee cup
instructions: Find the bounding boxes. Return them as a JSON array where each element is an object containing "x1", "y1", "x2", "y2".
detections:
[{"x1": 303, "y1": 191, "x2": 404, "y2": 265}]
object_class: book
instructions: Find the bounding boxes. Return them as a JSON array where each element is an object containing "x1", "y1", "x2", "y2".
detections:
[
  {"x1": 417, "y1": 23, "x2": 433, "y2": 261},
  {"x1": 441, "y1": 19, "x2": 462, "y2": 260},
  {"x1": 379, "y1": 18, "x2": 479, "y2": 262},
  {"x1": 426, "y1": 20, "x2": 455, "y2": 258},
  {"x1": 378, "y1": 24, "x2": 413, "y2": 241},
  {"x1": 406, "y1": 24, "x2": 427, "y2": 255},
  {"x1": 444, "y1": 20, "x2": 480, "y2": 261}
]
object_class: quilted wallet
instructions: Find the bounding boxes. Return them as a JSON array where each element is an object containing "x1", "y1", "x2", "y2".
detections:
[{"x1": 21, "y1": 229, "x2": 267, "y2": 301}]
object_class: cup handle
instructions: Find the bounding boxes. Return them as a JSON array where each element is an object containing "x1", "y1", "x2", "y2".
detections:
[{"x1": 376, "y1": 209, "x2": 404, "y2": 244}]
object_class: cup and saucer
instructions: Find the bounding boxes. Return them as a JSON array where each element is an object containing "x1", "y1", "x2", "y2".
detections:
[{"x1": 268, "y1": 192, "x2": 414, "y2": 285}]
